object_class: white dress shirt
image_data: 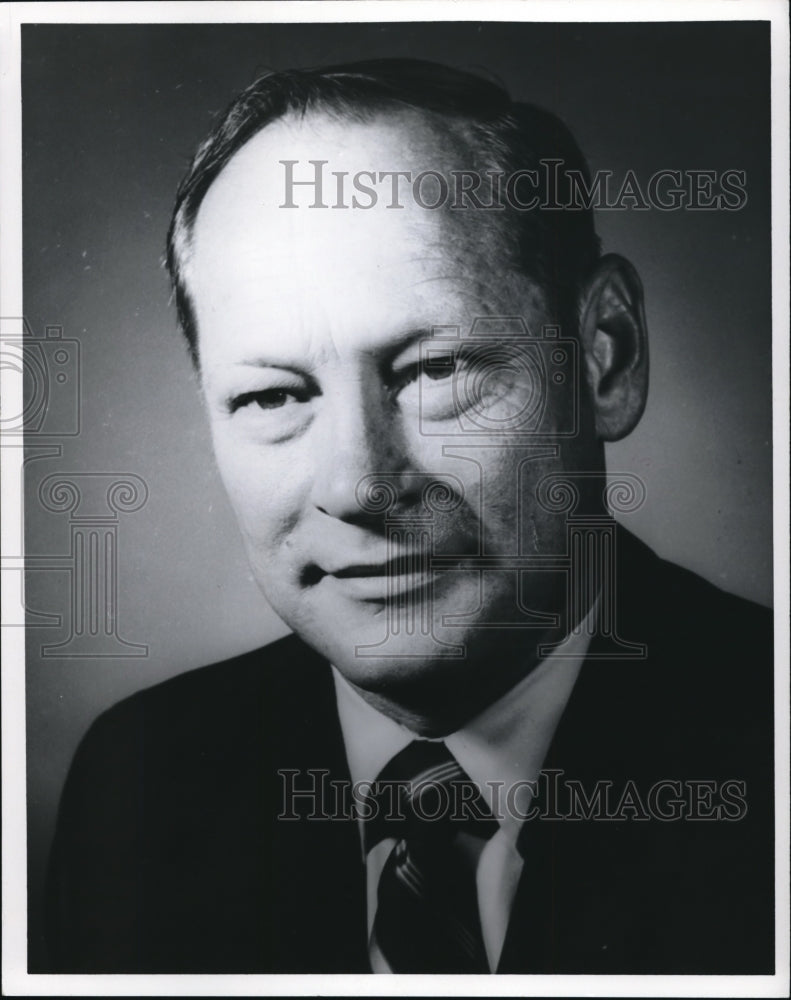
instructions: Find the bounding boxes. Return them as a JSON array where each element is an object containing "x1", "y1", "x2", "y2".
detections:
[{"x1": 332, "y1": 606, "x2": 596, "y2": 972}]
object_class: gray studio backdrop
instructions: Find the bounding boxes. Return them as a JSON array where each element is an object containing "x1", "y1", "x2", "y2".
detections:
[{"x1": 22, "y1": 21, "x2": 772, "y2": 969}]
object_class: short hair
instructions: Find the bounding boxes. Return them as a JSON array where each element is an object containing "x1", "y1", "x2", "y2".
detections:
[{"x1": 166, "y1": 58, "x2": 601, "y2": 364}]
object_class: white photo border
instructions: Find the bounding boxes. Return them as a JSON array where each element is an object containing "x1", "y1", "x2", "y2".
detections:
[{"x1": 1, "y1": 2, "x2": 788, "y2": 996}]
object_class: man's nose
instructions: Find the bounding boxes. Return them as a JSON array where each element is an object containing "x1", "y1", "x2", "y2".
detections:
[{"x1": 309, "y1": 382, "x2": 411, "y2": 523}]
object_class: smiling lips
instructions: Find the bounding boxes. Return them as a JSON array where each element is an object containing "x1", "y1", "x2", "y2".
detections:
[
  {"x1": 333, "y1": 554, "x2": 428, "y2": 579},
  {"x1": 310, "y1": 550, "x2": 471, "y2": 601},
  {"x1": 326, "y1": 553, "x2": 433, "y2": 600}
]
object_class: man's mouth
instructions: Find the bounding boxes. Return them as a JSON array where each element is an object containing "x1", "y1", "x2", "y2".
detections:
[
  {"x1": 333, "y1": 554, "x2": 428, "y2": 578},
  {"x1": 302, "y1": 548, "x2": 476, "y2": 601}
]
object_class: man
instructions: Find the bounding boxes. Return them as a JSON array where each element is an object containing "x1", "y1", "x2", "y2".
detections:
[{"x1": 45, "y1": 59, "x2": 774, "y2": 974}]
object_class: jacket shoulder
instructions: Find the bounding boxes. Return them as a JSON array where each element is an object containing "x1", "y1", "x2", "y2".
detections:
[
  {"x1": 82, "y1": 632, "x2": 329, "y2": 752},
  {"x1": 45, "y1": 632, "x2": 339, "y2": 972},
  {"x1": 614, "y1": 527, "x2": 772, "y2": 667},
  {"x1": 578, "y1": 528, "x2": 775, "y2": 773}
]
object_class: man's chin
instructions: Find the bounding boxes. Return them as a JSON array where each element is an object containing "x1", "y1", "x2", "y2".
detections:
[
  {"x1": 295, "y1": 611, "x2": 471, "y2": 684},
  {"x1": 289, "y1": 603, "x2": 546, "y2": 718},
  {"x1": 266, "y1": 573, "x2": 564, "y2": 713},
  {"x1": 317, "y1": 624, "x2": 549, "y2": 737}
]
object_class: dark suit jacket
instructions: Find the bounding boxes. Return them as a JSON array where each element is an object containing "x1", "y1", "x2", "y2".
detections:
[{"x1": 43, "y1": 529, "x2": 774, "y2": 974}]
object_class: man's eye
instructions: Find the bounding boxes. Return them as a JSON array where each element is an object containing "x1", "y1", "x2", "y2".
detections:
[
  {"x1": 229, "y1": 388, "x2": 305, "y2": 413},
  {"x1": 394, "y1": 352, "x2": 461, "y2": 391},
  {"x1": 423, "y1": 353, "x2": 458, "y2": 381}
]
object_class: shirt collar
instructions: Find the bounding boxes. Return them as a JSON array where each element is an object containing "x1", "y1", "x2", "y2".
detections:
[{"x1": 332, "y1": 600, "x2": 597, "y2": 836}]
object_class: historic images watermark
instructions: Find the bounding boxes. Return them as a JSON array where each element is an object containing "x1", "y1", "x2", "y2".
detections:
[
  {"x1": 278, "y1": 768, "x2": 749, "y2": 823},
  {"x1": 281, "y1": 159, "x2": 748, "y2": 211},
  {"x1": 1, "y1": 316, "x2": 149, "y2": 656}
]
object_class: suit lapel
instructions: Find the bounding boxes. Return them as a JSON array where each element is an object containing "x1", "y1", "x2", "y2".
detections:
[{"x1": 497, "y1": 527, "x2": 659, "y2": 972}]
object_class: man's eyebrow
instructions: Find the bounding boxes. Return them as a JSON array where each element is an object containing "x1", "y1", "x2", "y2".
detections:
[
  {"x1": 226, "y1": 327, "x2": 451, "y2": 371},
  {"x1": 381, "y1": 327, "x2": 456, "y2": 363},
  {"x1": 227, "y1": 360, "x2": 312, "y2": 376}
]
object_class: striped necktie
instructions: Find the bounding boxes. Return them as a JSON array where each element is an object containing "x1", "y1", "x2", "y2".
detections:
[{"x1": 363, "y1": 740, "x2": 500, "y2": 973}]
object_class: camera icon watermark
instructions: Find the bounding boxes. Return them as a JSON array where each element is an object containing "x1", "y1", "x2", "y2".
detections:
[
  {"x1": 0, "y1": 317, "x2": 81, "y2": 437},
  {"x1": 419, "y1": 317, "x2": 579, "y2": 438},
  {"x1": 1, "y1": 317, "x2": 148, "y2": 657}
]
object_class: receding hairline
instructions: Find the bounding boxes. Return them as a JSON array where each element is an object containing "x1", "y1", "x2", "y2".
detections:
[
  {"x1": 176, "y1": 101, "x2": 519, "y2": 284},
  {"x1": 166, "y1": 60, "x2": 601, "y2": 365}
]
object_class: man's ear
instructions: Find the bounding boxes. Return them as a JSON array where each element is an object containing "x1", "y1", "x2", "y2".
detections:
[{"x1": 577, "y1": 253, "x2": 649, "y2": 441}]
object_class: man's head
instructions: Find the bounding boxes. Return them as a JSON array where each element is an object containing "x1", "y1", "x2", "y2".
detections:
[{"x1": 166, "y1": 59, "x2": 648, "y2": 734}]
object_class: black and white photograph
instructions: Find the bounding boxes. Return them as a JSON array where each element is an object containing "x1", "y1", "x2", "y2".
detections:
[{"x1": 1, "y1": 1, "x2": 788, "y2": 995}]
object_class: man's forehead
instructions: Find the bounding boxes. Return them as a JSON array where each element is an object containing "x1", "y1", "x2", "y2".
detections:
[
  {"x1": 187, "y1": 107, "x2": 546, "y2": 363},
  {"x1": 189, "y1": 107, "x2": 511, "y2": 271}
]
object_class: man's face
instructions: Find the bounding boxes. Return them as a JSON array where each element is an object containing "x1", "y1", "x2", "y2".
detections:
[{"x1": 189, "y1": 111, "x2": 602, "y2": 729}]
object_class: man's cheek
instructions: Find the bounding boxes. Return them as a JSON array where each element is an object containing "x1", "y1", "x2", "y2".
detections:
[
  {"x1": 237, "y1": 496, "x2": 299, "y2": 556},
  {"x1": 213, "y1": 436, "x2": 297, "y2": 513},
  {"x1": 211, "y1": 457, "x2": 297, "y2": 564}
]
